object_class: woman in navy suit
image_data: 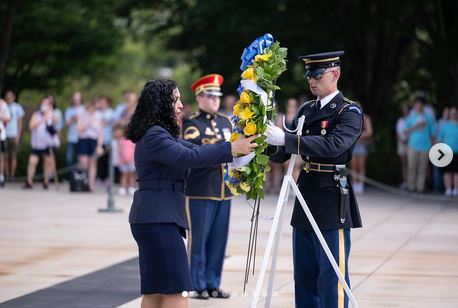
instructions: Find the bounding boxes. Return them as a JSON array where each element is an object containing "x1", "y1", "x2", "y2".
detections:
[{"x1": 124, "y1": 80, "x2": 257, "y2": 308}]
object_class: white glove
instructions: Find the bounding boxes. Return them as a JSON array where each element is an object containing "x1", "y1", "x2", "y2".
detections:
[
  {"x1": 228, "y1": 152, "x2": 256, "y2": 168},
  {"x1": 266, "y1": 122, "x2": 285, "y2": 146}
]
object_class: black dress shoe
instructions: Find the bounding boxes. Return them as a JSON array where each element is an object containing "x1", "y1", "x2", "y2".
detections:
[
  {"x1": 207, "y1": 287, "x2": 230, "y2": 299},
  {"x1": 23, "y1": 181, "x2": 33, "y2": 189},
  {"x1": 190, "y1": 290, "x2": 209, "y2": 300}
]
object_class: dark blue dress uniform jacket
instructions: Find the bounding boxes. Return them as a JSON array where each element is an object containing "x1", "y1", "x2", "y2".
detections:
[
  {"x1": 268, "y1": 92, "x2": 363, "y2": 231},
  {"x1": 182, "y1": 110, "x2": 233, "y2": 200},
  {"x1": 128, "y1": 125, "x2": 233, "y2": 232}
]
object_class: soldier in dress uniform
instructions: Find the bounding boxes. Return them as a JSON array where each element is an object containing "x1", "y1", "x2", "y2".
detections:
[
  {"x1": 183, "y1": 74, "x2": 233, "y2": 300},
  {"x1": 266, "y1": 51, "x2": 363, "y2": 308}
]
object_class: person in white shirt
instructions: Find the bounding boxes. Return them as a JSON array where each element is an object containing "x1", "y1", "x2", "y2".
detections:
[
  {"x1": 396, "y1": 104, "x2": 410, "y2": 189},
  {"x1": 24, "y1": 97, "x2": 58, "y2": 189},
  {"x1": 0, "y1": 98, "x2": 12, "y2": 187},
  {"x1": 4, "y1": 90, "x2": 24, "y2": 180},
  {"x1": 77, "y1": 98, "x2": 104, "y2": 191}
]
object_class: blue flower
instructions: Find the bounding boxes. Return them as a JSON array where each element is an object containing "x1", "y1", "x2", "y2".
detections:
[
  {"x1": 231, "y1": 115, "x2": 240, "y2": 125},
  {"x1": 234, "y1": 126, "x2": 243, "y2": 134},
  {"x1": 240, "y1": 33, "x2": 274, "y2": 71},
  {"x1": 237, "y1": 83, "x2": 244, "y2": 96},
  {"x1": 230, "y1": 178, "x2": 239, "y2": 185}
]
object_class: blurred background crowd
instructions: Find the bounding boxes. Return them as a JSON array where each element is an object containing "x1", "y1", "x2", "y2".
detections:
[
  {"x1": 0, "y1": 0, "x2": 457, "y2": 196},
  {"x1": 0, "y1": 88, "x2": 457, "y2": 197}
]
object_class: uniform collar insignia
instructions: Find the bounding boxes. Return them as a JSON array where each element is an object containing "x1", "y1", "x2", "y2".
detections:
[{"x1": 308, "y1": 92, "x2": 344, "y2": 123}]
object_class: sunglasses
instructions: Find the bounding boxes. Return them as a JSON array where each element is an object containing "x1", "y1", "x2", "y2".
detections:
[{"x1": 305, "y1": 68, "x2": 338, "y2": 81}]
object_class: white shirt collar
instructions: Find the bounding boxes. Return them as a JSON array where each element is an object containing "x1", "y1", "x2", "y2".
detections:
[{"x1": 317, "y1": 90, "x2": 339, "y2": 109}]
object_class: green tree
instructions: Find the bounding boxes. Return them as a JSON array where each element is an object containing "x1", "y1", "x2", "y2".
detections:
[{"x1": 0, "y1": 0, "x2": 123, "y2": 96}]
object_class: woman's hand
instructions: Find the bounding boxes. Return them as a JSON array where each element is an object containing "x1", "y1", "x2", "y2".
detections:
[{"x1": 231, "y1": 135, "x2": 258, "y2": 155}]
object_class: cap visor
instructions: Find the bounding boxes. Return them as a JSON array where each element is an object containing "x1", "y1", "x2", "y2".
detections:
[{"x1": 203, "y1": 90, "x2": 223, "y2": 96}]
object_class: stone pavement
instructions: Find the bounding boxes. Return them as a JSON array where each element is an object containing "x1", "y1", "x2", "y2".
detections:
[{"x1": 0, "y1": 183, "x2": 457, "y2": 307}]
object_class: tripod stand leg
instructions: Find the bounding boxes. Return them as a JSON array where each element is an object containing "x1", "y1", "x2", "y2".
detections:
[
  {"x1": 251, "y1": 175, "x2": 290, "y2": 308},
  {"x1": 264, "y1": 182, "x2": 291, "y2": 308}
]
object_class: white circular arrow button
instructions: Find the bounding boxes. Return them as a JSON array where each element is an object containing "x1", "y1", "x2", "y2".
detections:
[{"x1": 429, "y1": 143, "x2": 453, "y2": 167}]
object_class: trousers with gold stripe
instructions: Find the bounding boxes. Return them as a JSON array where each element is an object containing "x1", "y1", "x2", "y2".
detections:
[
  {"x1": 293, "y1": 228, "x2": 350, "y2": 308},
  {"x1": 188, "y1": 199, "x2": 231, "y2": 291}
]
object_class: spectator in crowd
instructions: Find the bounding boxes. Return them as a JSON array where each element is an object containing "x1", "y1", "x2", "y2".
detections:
[
  {"x1": 118, "y1": 133, "x2": 136, "y2": 196},
  {"x1": 97, "y1": 96, "x2": 115, "y2": 182},
  {"x1": 115, "y1": 91, "x2": 137, "y2": 127},
  {"x1": 0, "y1": 98, "x2": 11, "y2": 187},
  {"x1": 396, "y1": 104, "x2": 410, "y2": 189},
  {"x1": 77, "y1": 98, "x2": 104, "y2": 191},
  {"x1": 65, "y1": 91, "x2": 84, "y2": 166},
  {"x1": 352, "y1": 112, "x2": 373, "y2": 194},
  {"x1": 24, "y1": 97, "x2": 58, "y2": 189},
  {"x1": 433, "y1": 107, "x2": 450, "y2": 192},
  {"x1": 111, "y1": 124, "x2": 122, "y2": 183},
  {"x1": 405, "y1": 98, "x2": 435, "y2": 192},
  {"x1": 221, "y1": 94, "x2": 237, "y2": 116},
  {"x1": 4, "y1": 90, "x2": 24, "y2": 180},
  {"x1": 47, "y1": 95, "x2": 63, "y2": 184},
  {"x1": 438, "y1": 107, "x2": 458, "y2": 197},
  {"x1": 48, "y1": 95, "x2": 64, "y2": 132},
  {"x1": 114, "y1": 90, "x2": 132, "y2": 124}
]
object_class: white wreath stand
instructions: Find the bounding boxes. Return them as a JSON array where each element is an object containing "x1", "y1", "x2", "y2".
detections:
[{"x1": 250, "y1": 115, "x2": 358, "y2": 308}]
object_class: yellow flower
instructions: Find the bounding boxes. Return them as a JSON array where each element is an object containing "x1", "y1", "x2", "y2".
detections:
[
  {"x1": 229, "y1": 132, "x2": 241, "y2": 142},
  {"x1": 254, "y1": 52, "x2": 272, "y2": 63},
  {"x1": 228, "y1": 184, "x2": 240, "y2": 195},
  {"x1": 240, "y1": 91, "x2": 251, "y2": 104},
  {"x1": 233, "y1": 103, "x2": 243, "y2": 116},
  {"x1": 240, "y1": 182, "x2": 251, "y2": 192},
  {"x1": 242, "y1": 67, "x2": 255, "y2": 80},
  {"x1": 239, "y1": 107, "x2": 254, "y2": 120},
  {"x1": 243, "y1": 121, "x2": 257, "y2": 136},
  {"x1": 228, "y1": 169, "x2": 238, "y2": 178}
]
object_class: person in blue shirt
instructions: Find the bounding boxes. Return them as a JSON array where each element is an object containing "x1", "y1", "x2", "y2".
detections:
[
  {"x1": 405, "y1": 98, "x2": 436, "y2": 192},
  {"x1": 96, "y1": 96, "x2": 115, "y2": 181},
  {"x1": 438, "y1": 107, "x2": 458, "y2": 196},
  {"x1": 124, "y1": 79, "x2": 257, "y2": 308},
  {"x1": 64, "y1": 92, "x2": 84, "y2": 166}
]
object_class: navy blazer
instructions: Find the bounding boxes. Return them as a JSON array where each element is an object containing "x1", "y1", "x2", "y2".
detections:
[{"x1": 129, "y1": 125, "x2": 233, "y2": 230}]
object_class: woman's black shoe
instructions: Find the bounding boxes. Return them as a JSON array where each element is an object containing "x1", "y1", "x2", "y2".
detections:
[
  {"x1": 43, "y1": 182, "x2": 49, "y2": 190},
  {"x1": 23, "y1": 181, "x2": 33, "y2": 189},
  {"x1": 207, "y1": 287, "x2": 230, "y2": 299}
]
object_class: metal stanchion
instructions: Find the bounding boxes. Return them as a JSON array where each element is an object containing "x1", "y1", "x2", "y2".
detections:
[{"x1": 99, "y1": 145, "x2": 123, "y2": 213}]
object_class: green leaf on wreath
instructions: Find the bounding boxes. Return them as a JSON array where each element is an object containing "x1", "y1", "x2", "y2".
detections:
[{"x1": 256, "y1": 154, "x2": 269, "y2": 165}]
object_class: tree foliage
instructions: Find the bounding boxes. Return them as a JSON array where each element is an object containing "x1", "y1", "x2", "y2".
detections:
[{"x1": 0, "y1": 0, "x2": 123, "y2": 95}]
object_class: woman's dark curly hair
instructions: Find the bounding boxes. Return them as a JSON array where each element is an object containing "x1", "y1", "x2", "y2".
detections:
[{"x1": 124, "y1": 79, "x2": 180, "y2": 142}]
